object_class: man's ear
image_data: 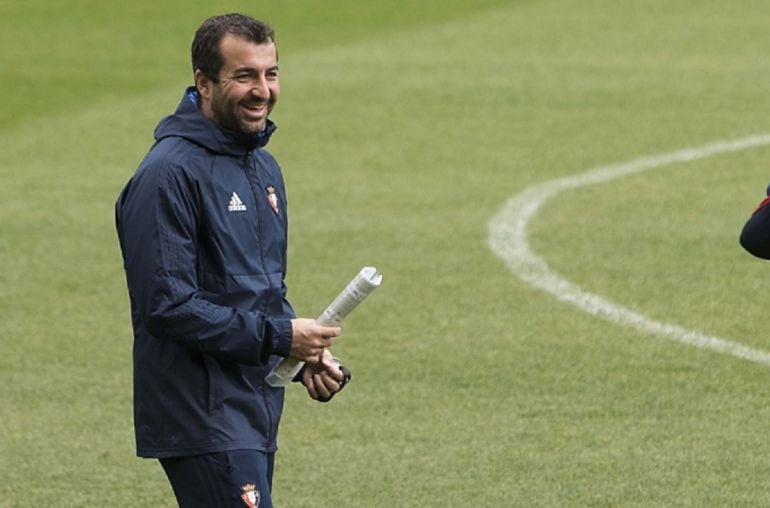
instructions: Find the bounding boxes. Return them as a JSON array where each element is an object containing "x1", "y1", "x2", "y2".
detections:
[{"x1": 194, "y1": 69, "x2": 213, "y2": 102}]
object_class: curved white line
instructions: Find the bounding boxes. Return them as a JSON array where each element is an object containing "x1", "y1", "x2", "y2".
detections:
[{"x1": 488, "y1": 134, "x2": 770, "y2": 367}]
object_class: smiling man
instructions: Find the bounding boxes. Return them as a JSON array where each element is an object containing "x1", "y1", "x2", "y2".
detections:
[
  {"x1": 115, "y1": 14, "x2": 351, "y2": 508},
  {"x1": 195, "y1": 29, "x2": 279, "y2": 135}
]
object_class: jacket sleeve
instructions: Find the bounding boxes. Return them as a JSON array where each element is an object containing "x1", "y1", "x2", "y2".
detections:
[
  {"x1": 740, "y1": 185, "x2": 770, "y2": 260},
  {"x1": 116, "y1": 160, "x2": 293, "y2": 365}
]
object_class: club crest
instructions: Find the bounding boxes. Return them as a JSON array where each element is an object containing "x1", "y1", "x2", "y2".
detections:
[
  {"x1": 240, "y1": 483, "x2": 261, "y2": 508},
  {"x1": 266, "y1": 185, "x2": 280, "y2": 215}
]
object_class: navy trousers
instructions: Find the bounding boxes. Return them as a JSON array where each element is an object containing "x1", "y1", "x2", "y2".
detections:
[{"x1": 160, "y1": 450, "x2": 275, "y2": 508}]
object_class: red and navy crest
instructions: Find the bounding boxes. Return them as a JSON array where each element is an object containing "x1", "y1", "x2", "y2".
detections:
[
  {"x1": 240, "y1": 483, "x2": 261, "y2": 507},
  {"x1": 266, "y1": 185, "x2": 279, "y2": 215}
]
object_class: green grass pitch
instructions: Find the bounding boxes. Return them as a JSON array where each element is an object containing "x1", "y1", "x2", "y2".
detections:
[{"x1": 3, "y1": 0, "x2": 770, "y2": 506}]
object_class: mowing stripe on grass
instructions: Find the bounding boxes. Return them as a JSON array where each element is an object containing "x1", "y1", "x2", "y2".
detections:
[{"x1": 488, "y1": 134, "x2": 770, "y2": 367}]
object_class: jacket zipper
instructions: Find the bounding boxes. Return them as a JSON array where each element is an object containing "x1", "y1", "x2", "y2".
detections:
[{"x1": 242, "y1": 150, "x2": 277, "y2": 446}]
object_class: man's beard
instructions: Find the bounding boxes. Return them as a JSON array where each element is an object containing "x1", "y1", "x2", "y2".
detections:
[{"x1": 211, "y1": 94, "x2": 272, "y2": 135}]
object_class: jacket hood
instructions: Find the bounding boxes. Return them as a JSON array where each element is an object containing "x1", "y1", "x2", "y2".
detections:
[{"x1": 154, "y1": 87, "x2": 277, "y2": 155}]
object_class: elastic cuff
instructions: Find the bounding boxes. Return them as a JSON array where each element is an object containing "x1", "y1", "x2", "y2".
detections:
[{"x1": 269, "y1": 318, "x2": 293, "y2": 357}]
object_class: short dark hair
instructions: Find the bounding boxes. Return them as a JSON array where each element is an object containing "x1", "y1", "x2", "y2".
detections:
[{"x1": 191, "y1": 13, "x2": 275, "y2": 82}]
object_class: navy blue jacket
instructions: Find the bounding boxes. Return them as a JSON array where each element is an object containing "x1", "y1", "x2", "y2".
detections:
[
  {"x1": 740, "y1": 184, "x2": 770, "y2": 259},
  {"x1": 116, "y1": 88, "x2": 295, "y2": 458}
]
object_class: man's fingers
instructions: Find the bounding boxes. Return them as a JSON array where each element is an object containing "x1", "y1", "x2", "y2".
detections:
[
  {"x1": 324, "y1": 326, "x2": 341, "y2": 338},
  {"x1": 304, "y1": 350, "x2": 324, "y2": 364},
  {"x1": 326, "y1": 363, "x2": 344, "y2": 382},
  {"x1": 302, "y1": 369, "x2": 319, "y2": 398},
  {"x1": 302, "y1": 367, "x2": 342, "y2": 400},
  {"x1": 319, "y1": 349, "x2": 334, "y2": 368},
  {"x1": 290, "y1": 319, "x2": 341, "y2": 357},
  {"x1": 313, "y1": 374, "x2": 333, "y2": 400},
  {"x1": 301, "y1": 362, "x2": 351, "y2": 403},
  {"x1": 318, "y1": 371, "x2": 341, "y2": 392},
  {"x1": 310, "y1": 323, "x2": 340, "y2": 340}
]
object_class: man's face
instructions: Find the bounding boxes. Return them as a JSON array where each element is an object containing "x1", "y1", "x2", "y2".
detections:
[{"x1": 197, "y1": 33, "x2": 280, "y2": 135}]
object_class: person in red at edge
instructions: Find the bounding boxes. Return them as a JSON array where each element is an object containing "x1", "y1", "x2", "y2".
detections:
[
  {"x1": 115, "y1": 14, "x2": 351, "y2": 507},
  {"x1": 740, "y1": 184, "x2": 770, "y2": 258}
]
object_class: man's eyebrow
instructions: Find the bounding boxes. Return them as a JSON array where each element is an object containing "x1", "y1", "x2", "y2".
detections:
[{"x1": 230, "y1": 65, "x2": 279, "y2": 75}]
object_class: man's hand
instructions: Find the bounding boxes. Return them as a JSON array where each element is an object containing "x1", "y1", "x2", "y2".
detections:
[
  {"x1": 301, "y1": 350, "x2": 352, "y2": 402},
  {"x1": 290, "y1": 318, "x2": 340, "y2": 364}
]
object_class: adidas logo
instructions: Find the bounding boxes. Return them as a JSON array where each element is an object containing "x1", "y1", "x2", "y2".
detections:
[{"x1": 227, "y1": 192, "x2": 247, "y2": 212}]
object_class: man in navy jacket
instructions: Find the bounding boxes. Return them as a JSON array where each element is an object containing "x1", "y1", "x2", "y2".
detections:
[{"x1": 116, "y1": 14, "x2": 348, "y2": 507}]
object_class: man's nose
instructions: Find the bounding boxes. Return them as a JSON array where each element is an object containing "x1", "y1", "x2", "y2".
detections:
[{"x1": 249, "y1": 76, "x2": 269, "y2": 98}]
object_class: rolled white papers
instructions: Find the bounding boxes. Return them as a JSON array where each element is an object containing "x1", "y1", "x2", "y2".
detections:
[{"x1": 265, "y1": 266, "x2": 383, "y2": 387}]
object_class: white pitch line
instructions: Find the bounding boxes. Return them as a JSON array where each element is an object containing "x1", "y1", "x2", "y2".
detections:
[{"x1": 488, "y1": 133, "x2": 770, "y2": 367}]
